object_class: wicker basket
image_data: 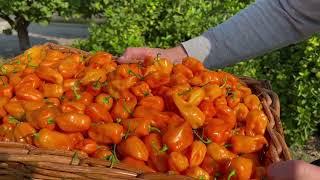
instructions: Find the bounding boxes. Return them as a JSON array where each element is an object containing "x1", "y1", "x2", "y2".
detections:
[{"x1": 0, "y1": 43, "x2": 291, "y2": 180}]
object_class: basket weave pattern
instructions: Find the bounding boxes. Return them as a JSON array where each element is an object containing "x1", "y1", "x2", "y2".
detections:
[{"x1": 0, "y1": 43, "x2": 291, "y2": 179}]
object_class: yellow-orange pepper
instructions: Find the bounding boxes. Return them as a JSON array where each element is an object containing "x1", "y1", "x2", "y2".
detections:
[
  {"x1": 245, "y1": 109, "x2": 268, "y2": 136},
  {"x1": 203, "y1": 84, "x2": 223, "y2": 101},
  {"x1": 144, "y1": 58, "x2": 173, "y2": 76},
  {"x1": 80, "y1": 68, "x2": 107, "y2": 86},
  {"x1": 185, "y1": 166, "x2": 210, "y2": 180},
  {"x1": 227, "y1": 157, "x2": 253, "y2": 180},
  {"x1": 186, "y1": 87, "x2": 205, "y2": 106},
  {"x1": 172, "y1": 93, "x2": 205, "y2": 129},
  {"x1": 188, "y1": 141, "x2": 207, "y2": 167},
  {"x1": 207, "y1": 142, "x2": 237, "y2": 162},
  {"x1": 230, "y1": 135, "x2": 268, "y2": 154}
]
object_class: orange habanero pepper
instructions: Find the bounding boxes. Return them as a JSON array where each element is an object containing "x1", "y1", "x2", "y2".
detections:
[
  {"x1": 227, "y1": 157, "x2": 253, "y2": 180},
  {"x1": 34, "y1": 128, "x2": 72, "y2": 150},
  {"x1": 162, "y1": 121, "x2": 193, "y2": 152},
  {"x1": 172, "y1": 93, "x2": 205, "y2": 129},
  {"x1": 88, "y1": 123, "x2": 123, "y2": 144},
  {"x1": 245, "y1": 109, "x2": 268, "y2": 136},
  {"x1": 118, "y1": 136, "x2": 149, "y2": 161},
  {"x1": 230, "y1": 135, "x2": 268, "y2": 154},
  {"x1": 55, "y1": 112, "x2": 91, "y2": 133}
]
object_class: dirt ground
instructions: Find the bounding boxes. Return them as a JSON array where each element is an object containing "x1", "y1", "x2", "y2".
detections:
[{"x1": 291, "y1": 136, "x2": 320, "y2": 163}]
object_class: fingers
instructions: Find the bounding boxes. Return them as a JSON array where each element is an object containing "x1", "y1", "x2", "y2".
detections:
[
  {"x1": 118, "y1": 47, "x2": 156, "y2": 64},
  {"x1": 267, "y1": 160, "x2": 320, "y2": 180}
]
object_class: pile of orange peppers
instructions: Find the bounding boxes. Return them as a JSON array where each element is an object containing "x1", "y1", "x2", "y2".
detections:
[{"x1": 0, "y1": 45, "x2": 270, "y2": 180}]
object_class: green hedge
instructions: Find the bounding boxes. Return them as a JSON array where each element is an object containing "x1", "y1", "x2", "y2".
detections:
[{"x1": 75, "y1": 0, "x2": 320, "y2": 146}]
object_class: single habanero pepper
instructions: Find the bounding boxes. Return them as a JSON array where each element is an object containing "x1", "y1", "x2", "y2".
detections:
[
  {"x1": 172, "y1": 64, "x2": 193, "y2": 79},
  {"x1": 13, "y1": 122, "x2": 36, "y2": 144},
  {"x1": 182, "y1": 57, "x2": 205, "y2": 74},
  {"x1": 80, "y1": 68, "x2": 107, "y2": 86},
  {"x1": 80, "y1": 138, "x2": 98, "y2": 154},
  {"x1": 216, "y1": 104, "x2": 236, "y2": 129},
  {"x1": 185, "y1": 166, "x2": 210, "y2": 180},
  {"x1": 168, "y1": 151, "x2": 189, "y2": 172},
  {"x1": 85, "y1": 103, "x2": 113, "y2": 123},
  {"x1": 186, "y1": 87, "x2": 205, "y2": 106},
  {"x1": 4, "y1": 101, "x2": 25, "y2": 120},
  {"x1": 15, "y1": 87, "x2": 43, "y2": 101},
  {"x1": 92, "y1": 146, "x2": 112, "y2": 159},
  {"x1": 88, "y1": 122, "x2": 123, "y2": 144},
  {"x1": 203, "y1": 84, "x2": 223, "y2": 101},
  {"x1": 207, "y1": 142, "x2": 237, "y2": 163},
  {"x1": 243, "y1": 94, "x2": 262, "y2": 111},
  {"x1": 58, "y1": 54, "x2": 82, "y2": 79},
  {"x1": 130, "y1": 81, "x2": 152, "y2": 97},
  {"x1": 245, "y1": 109, "x2": 268, "y2": 136},
  {"x1": 162, "y1": 121, "x2": 193, "y2": 152},
  {"x1": 118, "y1": 136, "x2": 149, "y2": 161},
  {"x1": 138, "y1": 96, "x2": 164, "y2": 112},
  {"x1": 233, "y1": 103, "x2": 249, "y2": 122},
  {"x1": 143, "y1": 133, "x2": 169, "y2": 172},
  {"x1": 95, "y1": 93, "x2": 113, "y2": 111},
  {"x1": 188, "y1": 140, "x2": 207, "y2": 167},
  {"x1": 227, "y1": 157, "x2": 253, "y2": 180},
  {"x1": 55, "y1": 112, "x2": 91, "y2": 133},
  {"x1": 34, "y1": 128, "x2": 72, "y2": 150},
  {"x1": 230, "y1": 135, "x2": 268, "y2": 154},
  {"x1": 35, "y1": 66, "x2": 63, "y2": 84},
  {"x1": 42, "y1": 83, "x2": 63, "y2": 98},
  {"x1": 144, "y1": 71, "x2": 171, "y2": 89},
  {"x1": 172, "y1": 93, "x2": 205, "y2": 129},
  {"x1": 204, "y1": 118, "x2": 232, "y2": 145},
  {"x1": 121, "y1": 118, "x2": 152, "y2": 137}
]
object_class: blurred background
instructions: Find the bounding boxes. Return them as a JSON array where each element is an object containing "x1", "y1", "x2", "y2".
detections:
[{"x1": 0, "y1": 0, "x2": 319, "y2": 161}]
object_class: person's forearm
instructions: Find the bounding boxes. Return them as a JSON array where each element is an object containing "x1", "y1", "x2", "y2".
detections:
[{"x1": 182, "y1": 0, "x2": 320, "y2": 68}]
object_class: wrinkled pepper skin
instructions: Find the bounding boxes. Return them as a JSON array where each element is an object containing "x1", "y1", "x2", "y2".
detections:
[
  {"x1": 143, "y1": 133, "x2": 169, "y2": 172},
  {"x1": 207, "y1": 142, "x2": 237, "y2": 162},
  {"x1": 55, "y1": 112, "x2": 91, "y2": 133},
  {"x1": 168, "y1": 151, "x2": 189, "y2": 172},
  {"x1": 163, "y1": 121, "x2": 193, "y2": 152},
  {"x1": 185, "y1": 166, "x2": 210, "y2": 180},
  {"x1": 188, "y1": 141, "x2": 207, "y2": 167},
  {"x1": 204, "y1": 118, "x2": 232, "y2": 145},
  {"x1": 88, "y1": 123, "x2": 123, "y2": 144},
  {"x1": 227, "y1": 157, "x2": 253, "y2": 180},
  {"x1": 172, "y1": 93, "x2": 205, "y2": 129},
  {"x1": 118, "y1": 136, "x2": 149, "y2": 161},
  {"x1": 230, "y1": 135, "x2": 268, "y2": 154},
  {"x1": 245, "y1": 109, "x2": 268, "y2": 136}
]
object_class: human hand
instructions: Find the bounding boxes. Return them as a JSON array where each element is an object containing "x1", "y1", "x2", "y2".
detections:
[
  {"x1": 268, "y1": 160, "x2": 320, "y2": 180},
  {"x1": 118, "y1": 46, "x2": 188, "y2": 64}
]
